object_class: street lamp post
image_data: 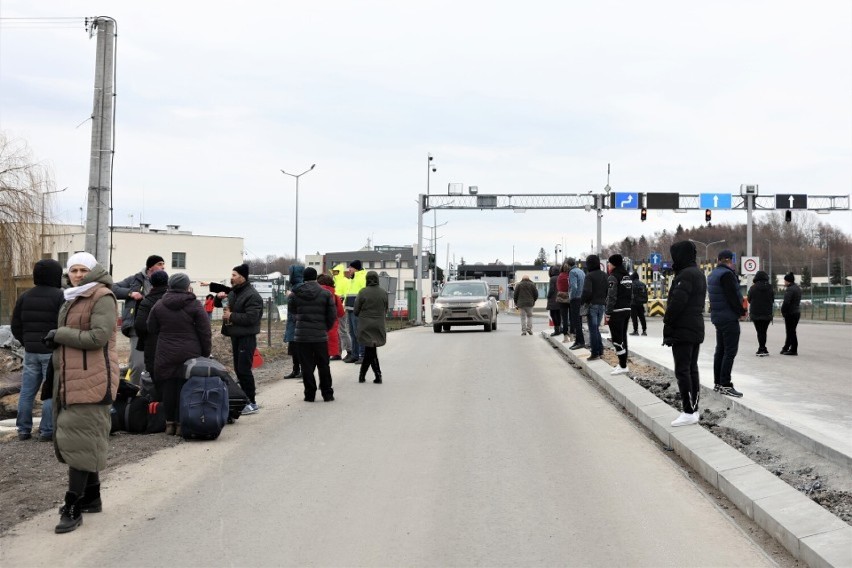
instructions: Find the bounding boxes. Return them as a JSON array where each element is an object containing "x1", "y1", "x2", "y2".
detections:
[
  {"x1": 41, "y1": 186, "x2": 68, "y2": 256},
  {"x1": 280, "y1": 164, "x2": 315, "y2": 263},
  {"x1": 555, "y1": 244, "x2": 562, "y2": 266},
  {"x1": 689, "y1": 238, "x2": 726, "y2": 264}
]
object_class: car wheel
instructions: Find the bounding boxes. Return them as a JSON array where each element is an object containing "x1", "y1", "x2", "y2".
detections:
[
  {"x1": 492, "y1": 320, "x2": 497, "y2": 331},
  {"x1": 443, "y1": 324, "x2": 450, "y2": 331},
  {"x1": 433, "y1": 324, "x2": 442, "y2": 333},
  {"x1": 484, "y1": 323, "x2": 492, "y2": 332}
]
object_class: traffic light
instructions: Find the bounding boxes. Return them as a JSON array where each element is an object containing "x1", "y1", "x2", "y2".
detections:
[
  {"x1": 785, "y1": 210, "x2": 792, "y2": 223},
  {"x1": 705, "y1": 209, "x2": 712, "y2": 223},
  {"x1": 640, "y1": 208, "x2": 647, "y2": 222},
  {"x1": 428, "y1": 253, "x2": 436, "y2": 270}
]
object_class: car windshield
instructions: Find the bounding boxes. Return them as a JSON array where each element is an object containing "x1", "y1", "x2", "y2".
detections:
[{"x1": 440, "y1": 282, "x2": 487, "y2": 297}]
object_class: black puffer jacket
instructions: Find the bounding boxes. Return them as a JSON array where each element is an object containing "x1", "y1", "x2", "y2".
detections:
[
  {"x1": 147, "y1": 290, "x2": 212, "y2": 381},
  {"x1": 11, "y1": 259, "x2": 65, "y2": 353},
  {"x1": 223, "y1": 281, "x2": 264, "y2": 337},
  {"x1": 290, "y1": 280, "x2": 336, "y2": 343},
  {"x1": 663, "y1": 241, "x2": 706, "y2": 345},
  {"x1": 605, "y1": 265, "x2": 632, "y2": 315},
  {"x1": 747, "y1": 271, "x2": 774, "y2": 322},
  {"x1": 581, "y1": 255, "x2": 608, "y2": 306},
  {"x1": 133, "y1": 284, "x2": 168, "y2": 379}
]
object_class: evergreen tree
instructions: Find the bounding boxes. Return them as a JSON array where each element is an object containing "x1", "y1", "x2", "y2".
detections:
[
  {"x1": 801, "y1": 265, "x2": 812, "y2": 289},
  {"x1": 830, "y1": 259, "x2": 842, "y2": 285},
  {"x1": 534, "y1": 247, "x2": 548, "y2": 267}
]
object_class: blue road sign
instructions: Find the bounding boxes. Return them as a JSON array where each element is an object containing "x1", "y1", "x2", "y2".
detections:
[
  {"x1": 700, "y1": 193, "x2": 732, "y2": 209},
  {"x1": 650, "y1": 252, "x2": 662, "y2": 265},
  {"x1": 613, "y1": 192, "x2": 639, "y2": 209}
]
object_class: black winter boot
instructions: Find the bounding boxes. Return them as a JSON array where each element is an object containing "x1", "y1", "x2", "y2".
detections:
[
  {"x1": 79, "y1": 483, "x2": 102, "y2": 513},
  {"x1": 55, "y1": 492, "x2": 83, "y2": 533}
]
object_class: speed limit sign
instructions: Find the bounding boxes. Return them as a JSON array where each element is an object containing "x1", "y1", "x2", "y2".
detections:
[{"x1": 741, "y1": 256, "x2": 759, "y2": 275}]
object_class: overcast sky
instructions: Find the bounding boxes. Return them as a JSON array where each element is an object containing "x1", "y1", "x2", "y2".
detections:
[{"x1": 1, "y1": 1, "x2": 850, "y2": 267}]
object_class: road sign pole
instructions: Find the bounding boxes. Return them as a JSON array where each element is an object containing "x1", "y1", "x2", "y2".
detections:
[{"x1": 746, "y1": 192, "x2": 754, "y2": 290}]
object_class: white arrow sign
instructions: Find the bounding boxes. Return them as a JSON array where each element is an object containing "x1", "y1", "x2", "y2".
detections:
[
  {"x1": 713, "y1": 195, "x2": 719, "y2": 207},
  {"x1": 788, "y1": 195, "x2": 795, "y2": 207},
  {"x1": 619, "y1": 194, "x2": 633, "y2": 207}
]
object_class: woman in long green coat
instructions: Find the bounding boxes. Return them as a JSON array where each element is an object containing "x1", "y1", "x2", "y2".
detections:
[
  {"x1": 50, "y1": 252, "x2": 119, "y2": 534},
  {"x1": 354, "y1": 271, "x2": 387, "y2": 383}
]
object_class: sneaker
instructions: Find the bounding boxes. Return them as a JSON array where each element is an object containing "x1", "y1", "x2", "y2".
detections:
[
  {"x1": 610, "y1": 366, "x2": 629, "y2": 376},
  {"x1": 251, "y1": 403, "x2": 260, "y2": 411},
  {"x1": 781, "y1": 351, "x2": 797, "y2": 356},
  {"x1": 569, "y1": 343, "x2": 584, "y2": 350},
  {"x1": 719, "y1": 385, "x2": 743, "y2": 398},
  {"x1": 641, "y1": 331, "x2": 647, "y2": 336},
  {"x1": 521, "y1": 331, "x2": 527, "y2": 336},
  {"x1": 713, "y1": 384, "x2": 721, "y2": 392},
  {"x1": 562, "y1": 336, "x2": 571, "y2": 344},
  {"x1": 17, "y1": 432, "x2": 32, "y2": 441},
  {"x1": 549, "y1": 331, "x2": 560, "y2": 337},
  {"x1": 38, "y1": 434, "x2": 53, "y2": 442},
  {"x1": 330, "y1": 355, "x2": 342, "y2": 361},
  {"x1": 242, "y1": 403, "x2": 259, "y2": 415},
  {"x1": 629, "y1": 331, "x2": 639, "y2": 336},
  {"x1": 671, "y1": 412, "x2": 699, "y2": 427}
]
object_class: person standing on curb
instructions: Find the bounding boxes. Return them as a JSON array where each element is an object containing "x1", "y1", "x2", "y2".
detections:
[
  {"x1": 355, "y1": 271, "x2": 389, "y2": 384},
  {"x1": 218, "y1": 263, "x2": 264, "y2": 414},
  {"x1": 605, "y1": 254, "x2": 632, "y2": 374},
  {"x1": 546, "y1": 265, "x2": 561, "y2": 337},
  {"x1": 113, "y1": 254, "x2": 165, "y2": 384},
  {"x1": 567, "y1": 258, "x2": 586, "y2": 350},
  {"x1": 556, "y1": 263, "x2": 571, "y2": 343},
  {"x1": 290, "y1": 268, "x2": 337, "y2": 402},
  {"x1": 513, "y1": 275, "x2": 539, "y2": 335},
  {"x1": 629, "y1": 272, "x2": 648, "y2": 336},
  {"x1": 581, "y1": 255, "x2": 608, "y2": 361},
  {"x1": 11, "y1": 259, "x2": 64, "y2": 442},
  {"x1": 747, "y1": 270, "x2": 775, "y2": 356},
  {"x1": 781, "y1": 272, "x2": 802, "y2": 356},
  {"x1": 707, "y1": 250, "x2": 746, "y2": 397},
  {"x1": 663, "y1": 241, "x2": 707, "y2": 427}
]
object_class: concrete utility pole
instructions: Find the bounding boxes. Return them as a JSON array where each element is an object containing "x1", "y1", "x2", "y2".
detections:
[
  {"x1": 416, "y1": 195, "x2": 424, "y2": 325},
  {"x1": 85, "y1": 17, "x2": 116, "y2": 269}
]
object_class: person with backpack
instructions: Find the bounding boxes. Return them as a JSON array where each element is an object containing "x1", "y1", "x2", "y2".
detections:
[
  {"x1": 629, "y1": 272, "x2": 648, "y2": 336},
  {"x1": 747, "y1": 270, "x2": 775, "y2": 356},
  {"x1": 11, "y1": 259, "x2": 64, "y2": 442},
  {"x1": 147, "y1": 273, "x2": 212, "y2": 435}
]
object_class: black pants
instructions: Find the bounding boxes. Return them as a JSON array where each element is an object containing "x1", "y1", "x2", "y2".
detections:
[
  {"x1": 713, "y1": 320, "x2": 739, "y2": 387},
  {"x1": 155, "y1": 378, "x2": 187, "y2": 422},
  {"x1": 608, "y1": 311, "x2": 630, "y2": 368},
  {"x1": 549, "y1": 309, "x2": 562, "y2": 334},
  {"x1": 672, "y1": 342, "x2": 700, "y2": 414},
  {"x1": 298, "y1": 341, "x2": 333, "y2": 400},
  {"x1": 231, "y1": 335, "x2": 257, "y2": 404},
  {"x1": 569, "y1": 299, "x2": 584, "y2": 345},
  {"x1": 631, "y1": 305, "x2": 647, "y2": 333},
  {"x1": 288, "y1": 342, "x2": 301, "y2": 372},
  {"x1": 752, "y1": 320, "x2": 770, "y2": 351},
  {"x1": 359, "y1": 346, "x2": 382, "y2": 379},
  {"x1": 558, "y1": 303, "x2": 570, "y2": 336},
  {"x1": 68, "y1": 468, "x2": 99, "y2": 495},
  {"x1": 783, "y1": 314, "x2": 800, "y2": 353}
]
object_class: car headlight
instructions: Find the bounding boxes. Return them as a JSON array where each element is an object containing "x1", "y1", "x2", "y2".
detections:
[{"x1": 475, "y1": 301, "x2": 490, "y2": 309}]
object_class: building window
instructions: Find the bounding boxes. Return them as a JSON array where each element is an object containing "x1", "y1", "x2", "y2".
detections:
[
  {"x1": 57, "y1": 252, "x2": 68, "y2": 267},
  {"x1": 172, "y1": 252, "x2": 186, "y2": 269}
]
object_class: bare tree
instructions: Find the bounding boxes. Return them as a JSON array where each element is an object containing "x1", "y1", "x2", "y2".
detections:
[{"x1": 0, "y1": 133, "x2": 53, "y2": 319}]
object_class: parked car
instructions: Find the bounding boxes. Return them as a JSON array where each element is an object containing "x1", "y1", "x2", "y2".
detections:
[{"x1": 432, "y1": 280, "x2": 498, "y2": 333}]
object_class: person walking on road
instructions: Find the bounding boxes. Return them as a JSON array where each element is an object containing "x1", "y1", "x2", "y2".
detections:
[
  {"x1": 781, "y1": 272, "x2": 802, "y2": 356},
  {"x1": 605, "y1": 254, "x2": 633, "y2": 375},
  {"x1": 113, "y1": 254, "x2": 165, "y2": 384},
  {"x1": 663, "y1": 241, "x2": 707, "y2": 427},
  {"x1": 707, "y1": 249, "x2": 746, "y2": 397},
  {"x1": 581, "y1": 254, "x2": 608, "y2": 361},
  {"x1": 747, "y1": 270, "x2": 775, "y2": 356},
  {"x1": 513, "y1": 275, "x2": 539, "y2": 335},
  {"x1": 218, "y1": 264, "x2": 264, "y2": 414},
  {"x1": 11, "y1": 259, "x2": 64, "y2": 442},
  {"x1": 568, "y1": 258, "x2": 586, "y2": 350},
  {"x1": 290, "y1": 267, "x2": 337, "y2": 402},
  {"x1": 355, "y1": 271, "x2": 388, "y2": 384},
  {"x1": 147, "y1": 273, "x2": 212, "y2": 435},
  {"x1": 46, "y1": 252, "x2": 120, "y2": 534},
  {"x1": 629, "y1": 272, "x2": 648, "y2": 336},
  {"x1": 546, "y1": 265, "x2": 562, "y2": 337}
]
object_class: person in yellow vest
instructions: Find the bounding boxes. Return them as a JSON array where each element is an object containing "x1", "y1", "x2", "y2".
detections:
[
  {"x1": 331, "y1": 264, "x2": 351, "y2": 360},
  {"x1": 343, "y1": 260, "x2": 367, "y2": 363}
]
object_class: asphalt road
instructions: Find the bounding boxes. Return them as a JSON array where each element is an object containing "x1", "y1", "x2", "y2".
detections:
[{"x1": 1, "y1": 315, "x2": 775, "y2": 567}]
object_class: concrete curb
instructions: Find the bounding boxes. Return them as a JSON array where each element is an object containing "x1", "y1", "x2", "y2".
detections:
[{"x1": 545, "y1": 333, "x2": 852, "y2": 568}]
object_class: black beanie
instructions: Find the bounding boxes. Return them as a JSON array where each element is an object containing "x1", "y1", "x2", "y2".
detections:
[
  {"x1": 784, "y1": 272, "x2": 795, "y2": 283},
  {"x1": 150, "y1": 270, "x2": 169, "y2": 287},
  {"x1": 349, "y1": 260, "x2": 362, "y2": 271},
  {"x1": 234, "y1": 263, "x2": 249, "y2": 279},
  {"x1": 303, "y1": 267, "x2": 318, "y2": 281},
  {"x1": 608, "y1": 254, "x2": 623, "y2": 267},
  {"x1": 146, "y1": 255, "x2": 165, "y2": 269}
]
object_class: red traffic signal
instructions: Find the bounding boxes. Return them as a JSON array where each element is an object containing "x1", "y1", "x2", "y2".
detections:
[
  {"x1": 705, "y1": 209, "x2": 712, "y2": 223},
  {"x1": 640, "y1": 208, "x2": 647, "y2": 221}
]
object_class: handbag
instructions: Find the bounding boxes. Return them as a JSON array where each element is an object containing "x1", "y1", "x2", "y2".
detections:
[{"x1": 556, "y1": 291, "x2": 570, "y2": 303}]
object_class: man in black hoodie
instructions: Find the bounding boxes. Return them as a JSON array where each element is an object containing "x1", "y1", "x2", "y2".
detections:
[
  {"x1": 11, "y1": 259, "x2": 64, "y2": 441},
  {"x1": 664, "y1": 241, "x2": 707, "y2": 427},
  {"x1": 581, "y1": 255, "x2": 609, "y2": 361},
  {"x1": 290, "y1": 267, "x2": 337, "y2": 402},
  {"x1": 605, "y1": 254, "x2": 633, "y2": 374}
]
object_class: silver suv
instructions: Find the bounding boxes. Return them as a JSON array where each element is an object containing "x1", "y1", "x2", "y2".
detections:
[{"x1": 432, "y1": 281, "x2": 498, "y2": 333}]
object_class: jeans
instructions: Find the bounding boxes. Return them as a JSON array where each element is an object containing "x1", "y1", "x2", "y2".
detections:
[
  {"x1": 17, "y1": 352, "x2": 54, "y2": 437},
  {"x1": 713, "y1": 320, "x2": 740, "y2": 386},
  {"x1": 338, "y1": 312, "x2": 352, "y2": 354},
  {"x1": 672, "y1": 342, "x2": 701, "y2": 414},
  {"x1": 587, "y1": 304, "x2": 605, "y2": 356},
  {"x1": 519, "y1": 306, "x2": 533, "y2": 333},
  {"x1": 348, "y1": 310, "x2": 363, "y2": 358}
]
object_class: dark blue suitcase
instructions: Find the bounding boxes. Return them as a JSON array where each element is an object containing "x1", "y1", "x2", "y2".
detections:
[{"x1": 179, "y1": 375, "x2": 228, "y2": 440}]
